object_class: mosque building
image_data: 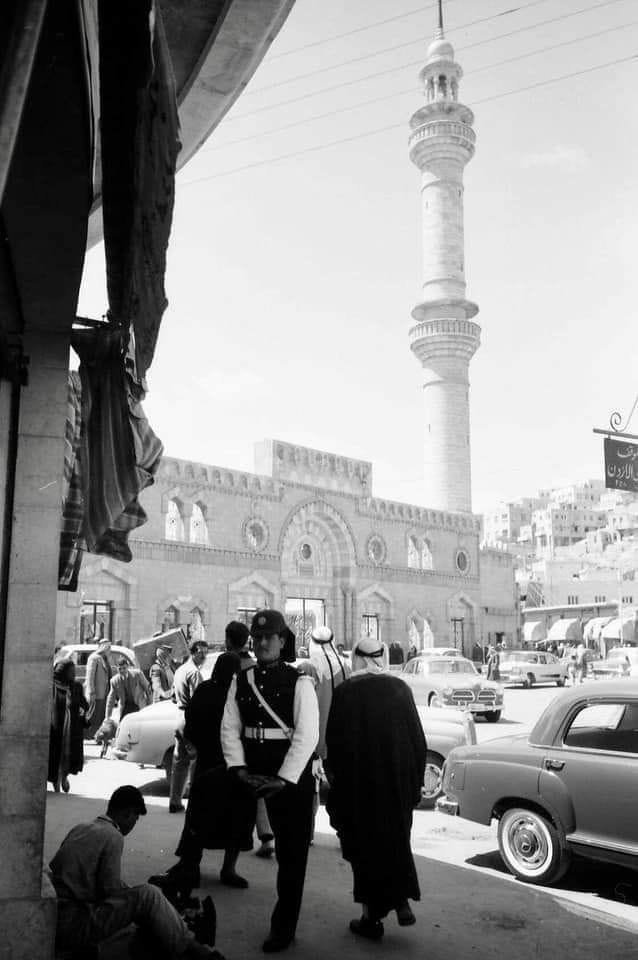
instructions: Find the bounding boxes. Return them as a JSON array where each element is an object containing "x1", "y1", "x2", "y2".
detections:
[{"x1": 55, "y1": 11, "x2": 518, "y2": 656}]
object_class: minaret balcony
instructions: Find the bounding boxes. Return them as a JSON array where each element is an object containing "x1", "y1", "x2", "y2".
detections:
[
  {"x1": 409, "y1": 119, "x2": 475, "y2": 168},
  {"x1": 409, "y1": 317, "x2": 481, "y2": 366}
]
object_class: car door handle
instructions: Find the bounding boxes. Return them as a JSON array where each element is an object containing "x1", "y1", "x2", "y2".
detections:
[{"x1": 544, "y1": 758, "x2": 565, "y2": 771}]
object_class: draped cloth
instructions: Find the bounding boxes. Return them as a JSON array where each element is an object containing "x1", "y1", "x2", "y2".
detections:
[
  {"x1": 58, "y1": 329, "x2": 163, "y2": 587},
  {"x1": 326, "y1": 673, "x2": 427, "y2": 918},
  {"x1": 98, "y1": 0, "x2": 181, "y2": 381},
  {"x1": 59, "y1": 0, "x2": 179, "y2": 587}
]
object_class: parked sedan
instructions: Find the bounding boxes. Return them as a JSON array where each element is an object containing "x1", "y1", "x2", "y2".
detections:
[
  {"x1": 112, "y1": 682, "x2": 476, "y2": 810},
  {"x1": 400, "y1": 656, "x2": 504, "y2": 721},
  {"x1": 437, "y1": 680, "x2": 638, "y2": 885},
  {"x1": 499, "y1": 650, "x2": 568, "y2": 688},
  {"x1": 591, "y1": 647, "x2": 638, "y2": 679}
]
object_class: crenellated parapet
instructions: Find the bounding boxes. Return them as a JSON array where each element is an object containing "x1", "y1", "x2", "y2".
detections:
[
  {"x1": 158, "y1": 457, "x2": 282, "y2": 500},
  {"x1": 357, "y1": 496, "x2": 480, "y2": 533},
  {"x1": 254, "y1": 438, "x2": 372, "y2": 496}
]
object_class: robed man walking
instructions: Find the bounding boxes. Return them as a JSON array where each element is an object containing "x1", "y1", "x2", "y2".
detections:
[{"x1": 325, "y1": 637, "x2": 427, "y2": 941}]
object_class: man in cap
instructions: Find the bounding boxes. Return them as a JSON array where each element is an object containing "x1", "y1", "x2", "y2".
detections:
[
  {"x1": 49, "y1": 785, "x2": 217, "y2": 958},
  {"x1": 221, "y1": 609, "x2": 319, "y2": 953}
]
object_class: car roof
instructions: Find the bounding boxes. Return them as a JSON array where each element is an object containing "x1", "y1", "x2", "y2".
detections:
[
  {"x1": 530, "y1": 678, "x2": 638, "y2": 744},
  {"x1": 58, "y1": 643, "x2": 132, "y2": 653}
]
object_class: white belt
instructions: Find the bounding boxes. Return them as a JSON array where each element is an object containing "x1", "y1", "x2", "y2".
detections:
[{"x1": 243, "y1": 726, "x2": 291, "y2": 741}]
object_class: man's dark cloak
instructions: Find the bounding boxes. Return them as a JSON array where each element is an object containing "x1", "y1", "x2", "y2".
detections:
[{"x1": 326, "y1": 672, "x2": 427, "y2": 917}]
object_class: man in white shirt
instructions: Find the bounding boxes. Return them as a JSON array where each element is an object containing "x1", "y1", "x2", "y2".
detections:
[
  {"x1": 170, "y1": 640, "x2": 207, "y2": 812},
  {"x1": 222, "y1": 609, "x2": 319, "y2": 953}
]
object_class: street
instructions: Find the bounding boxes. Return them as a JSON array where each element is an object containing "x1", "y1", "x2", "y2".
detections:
[{"x1": 44, "y1": 681, "x2": 638, "y2": 941}]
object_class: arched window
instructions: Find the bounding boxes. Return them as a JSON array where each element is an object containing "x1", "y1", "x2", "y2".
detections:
[
  {"x1": 421, "y1": 540, "x2": 433, "y2": 571},
  {"x1": 190, "y1": 502, "x2": 209, "y2": 545},
  {"x1": 165, "y1": 499, "x2": 184, "y2": 541},
  {"x1": 408, "y1": 536, "x2": 421, "y2": 569}
]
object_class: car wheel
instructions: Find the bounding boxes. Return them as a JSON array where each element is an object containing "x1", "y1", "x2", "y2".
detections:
[
  {"x1": 498, "y1": 807, "x2": 570, "y2": 885},
  {"x1": 523, "y1": 673, "x2": 535, "y2": 689},
  {"x1": 556, "y1": 679, "x2": 565, "y2": 687},
  {"x1": 485, "y1": 710, "x2": 501, "y2": 723},
  {"x1": 417, "y1": 752, "x2": 444, "y2": 810},
  {"x1": 162, "y1": 747, "x2": 173, "y2": 782}
]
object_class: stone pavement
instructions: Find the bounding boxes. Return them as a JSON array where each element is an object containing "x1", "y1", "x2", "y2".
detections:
[{"x1": 44, "y1": 793, "x2": 637, "y2": 960}]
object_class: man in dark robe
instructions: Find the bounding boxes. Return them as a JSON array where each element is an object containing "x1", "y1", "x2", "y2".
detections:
[{"x1": 326, "y1": 669, "x2": 427, "y2": 940}]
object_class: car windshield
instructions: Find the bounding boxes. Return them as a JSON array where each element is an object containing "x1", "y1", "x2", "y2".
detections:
[
  {"x1": 502, "y1": 652, "x2": 534, "y2": 662},
  {"x1": 427, "y1": 659, "x2": 477, "y2": 675}
]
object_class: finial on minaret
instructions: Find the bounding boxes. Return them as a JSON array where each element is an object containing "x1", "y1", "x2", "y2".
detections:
[{"x1": 437, "y1": 0, "x2": 444, "y2": 37}]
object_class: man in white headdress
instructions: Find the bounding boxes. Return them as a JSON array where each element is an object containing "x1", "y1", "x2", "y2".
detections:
[{"x1": 308, "y1": 626, "x2": 351, "y2": 759}]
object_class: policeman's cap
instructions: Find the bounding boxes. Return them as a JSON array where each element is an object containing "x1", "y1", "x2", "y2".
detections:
[{"x1": 250, "y1": 609, "x2": 296, "y2": 662}]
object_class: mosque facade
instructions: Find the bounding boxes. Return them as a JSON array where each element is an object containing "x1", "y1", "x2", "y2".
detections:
[
  {"x1": 55, "y1": 439, "x2": 517, "y2": 654},
  {"x1": 55, "y1": 16, "x2": 518, "y2": 655}
]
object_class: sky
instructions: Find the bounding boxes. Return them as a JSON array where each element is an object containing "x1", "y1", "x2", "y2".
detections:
[{"x1": 77, "y1": 0, "x2": 638, "y2": 515}]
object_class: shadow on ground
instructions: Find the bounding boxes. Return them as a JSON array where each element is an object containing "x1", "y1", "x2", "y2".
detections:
[{"x1": 467, "y1": 849, "x2": 638, "y2": 908}]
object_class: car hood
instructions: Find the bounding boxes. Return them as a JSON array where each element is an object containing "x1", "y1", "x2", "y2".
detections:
[{"x1": 434, "y1": 675, "x2": 500, "y2": 691}]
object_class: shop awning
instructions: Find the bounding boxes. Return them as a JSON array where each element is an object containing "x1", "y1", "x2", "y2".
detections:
[
  {"x1": 547, "y1": 618, "x2": 582, "y2": 643},
  {"x1": 523, "y1": 621, "x2": 546, "y2": 646},
  {"x1": 583, "y1": 616, "x2": 612, "y2": 642},
  {"x1": 601, "y1": 616, "x2": 636, "y2": 642}
]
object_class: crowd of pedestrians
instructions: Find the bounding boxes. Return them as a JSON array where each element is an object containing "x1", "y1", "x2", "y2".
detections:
[{"x1": 48, "y1": 612, "x2": 427, "y2": 957}]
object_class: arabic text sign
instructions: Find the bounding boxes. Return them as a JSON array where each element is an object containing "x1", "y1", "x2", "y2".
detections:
[{"x1": 604, "y1": 438, "x2": 638, "y2": 491}]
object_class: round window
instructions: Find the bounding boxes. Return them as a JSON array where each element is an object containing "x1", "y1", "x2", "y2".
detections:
[
  {"x1": 367, "y1": 534, "x2": 387, "y2": 565},
  {"x1": 243, "y1": 517, "x2": 269, "y2": 552},
  {"x1": 455, "y1": 549, "x2": 469, "y2": 574},
  {"x1": 300, "y1": 543, "x2": 313, "y2": 560}
]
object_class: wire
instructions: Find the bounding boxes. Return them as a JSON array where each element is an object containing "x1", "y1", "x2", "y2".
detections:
[
  {"x1": 199, "y1": 20, "x2": 637, "y2": 155},
  {"x1": 178, "y1": 52, "x2": 637, "y2": 187},
  {"x1": 267, "y1": 1, "x2": 460, "y2": 61},
  {"x1": 248, "y1": 0, "x2": 553, "y2": 97},
  {"x1": 227, "y1": 0, "x2": 632, "y2": 122}
]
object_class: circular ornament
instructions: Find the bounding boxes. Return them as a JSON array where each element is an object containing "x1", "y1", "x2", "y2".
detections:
[
  {"x1": 367, "y1": 533, "x2": 387, "y2": 565},
  {"x1": 455, "y1": 548, "x2": 470, "y2": 575},
  {"x1": 243, "y1": 517, "x2": 269, "y2": 553}
]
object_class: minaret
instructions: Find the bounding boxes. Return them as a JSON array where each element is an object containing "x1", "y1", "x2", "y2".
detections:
[{"x1": 408, "y1": 1, "x2": 480, "y2": 514}]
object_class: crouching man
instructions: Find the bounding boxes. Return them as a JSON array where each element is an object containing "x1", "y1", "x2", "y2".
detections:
[{"x1": 49, "y1": 785, "x2": 217, "y2": 959}]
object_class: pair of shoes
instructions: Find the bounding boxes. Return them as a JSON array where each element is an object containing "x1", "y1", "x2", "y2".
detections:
[
  {"x1": 255, "y1": 843, "x2": 275, "y2": 859},
  {"x1": 169, "y1": 802, "x2": 185, "y2": 813},
  {"x1": 220, "y1": 870, "x2": 248, "y2": 889},
  {"x1": 396, "y1": 903, "x2": 416, "y2": 926},
  {"x1": 262, "y1": 935, "x2": 293, "y2": 953},
  {"x1": 349, "y1": 918, "x2": 384, "y2": 941}
]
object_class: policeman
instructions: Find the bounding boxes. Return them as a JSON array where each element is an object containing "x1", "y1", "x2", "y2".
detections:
[{"x1": 221, "y1": 610, "x2": 319, "y2": 953}]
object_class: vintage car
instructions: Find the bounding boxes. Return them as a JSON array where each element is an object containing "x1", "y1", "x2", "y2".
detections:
[
  {"x1": 55, "y1": 643, "x2": 138, "y2": 684},
  {"x1": 437, "y1": 680, "x2": 638, "y2": 885},
  {"x1": 112, "y1": 683, "x2": 476, "y2": 810},
  {"x1": 499, "y1": 650, "x2": 568, "y2": 688},
  {"x1": 400, "y1": 656, "x2": 504, "y2": 721},
  {"x1": 591, "y1": 647, "x2": 638, "y2": 679}
]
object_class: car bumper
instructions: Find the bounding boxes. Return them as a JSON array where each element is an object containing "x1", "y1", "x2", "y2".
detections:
[
  {"x1": 442, "y1": 702, "x2": 501, "y2": 713},
  {"x1": 436, "y1": 796, "x2": 459, "y2": 816}
]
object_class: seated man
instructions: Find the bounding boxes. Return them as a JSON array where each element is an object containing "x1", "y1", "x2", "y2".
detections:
[{"x1": 49, "y1": 785, "x2": 217, "y2": 958}]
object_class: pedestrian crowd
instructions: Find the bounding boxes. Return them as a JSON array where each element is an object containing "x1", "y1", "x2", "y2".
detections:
[{"x1": 48, "y1": 612, "x2": 427, "y2": 958}]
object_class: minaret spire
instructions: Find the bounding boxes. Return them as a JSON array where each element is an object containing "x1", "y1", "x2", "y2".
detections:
[{"x1": 437, "y1": 0, "x2": 444, "y2": 37}]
